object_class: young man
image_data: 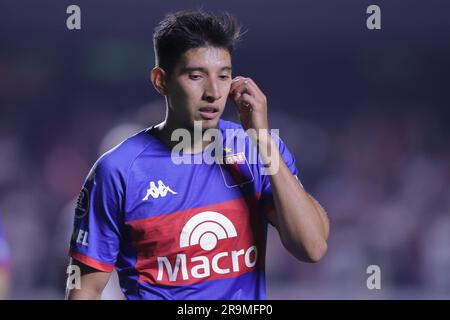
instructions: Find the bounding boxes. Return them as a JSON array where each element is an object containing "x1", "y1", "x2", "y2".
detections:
[{"x1": 67, "y1": 9, "x2": 329, "y2": 300}]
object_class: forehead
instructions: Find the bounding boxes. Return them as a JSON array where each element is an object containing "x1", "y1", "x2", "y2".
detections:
[{"x1": 178, "y1": 46, "x2": 231, "y2": 70}]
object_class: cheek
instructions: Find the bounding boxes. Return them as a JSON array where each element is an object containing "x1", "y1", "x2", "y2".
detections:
[
  {"x1": 170, "y1": 83, "x2": 194, "y2": 105},
  {"x1": 178, "y1": 81, "x2": 203, "y2": 101},
  {"x1": 222, "y1": 82, "x2": 232, "y2": 96}
]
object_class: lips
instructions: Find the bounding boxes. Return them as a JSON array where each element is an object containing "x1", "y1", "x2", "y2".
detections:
[
  {"x1": 198, "y1": 106, "x2": 219, "y2": 120},
  {"x1": 199, "y1": 106, "x2": 219, "y2": 113}
]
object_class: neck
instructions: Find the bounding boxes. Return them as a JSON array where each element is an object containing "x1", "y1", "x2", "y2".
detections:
[{"x1": 152, "y1": 115, "x2": 218, "y2": 154}]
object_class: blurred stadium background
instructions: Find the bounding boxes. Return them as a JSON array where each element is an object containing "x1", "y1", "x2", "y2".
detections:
[{"x1": 0, "y1": 0, "x2": 449, "y2": 299}]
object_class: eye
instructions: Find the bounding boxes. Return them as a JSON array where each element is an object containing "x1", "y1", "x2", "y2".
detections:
[
  {"x1": 219, "y1": 75, "x2": 231, "y2": 81},
  {"x1": 189, "y1": 74, "x2": 202, "y2": 80}
]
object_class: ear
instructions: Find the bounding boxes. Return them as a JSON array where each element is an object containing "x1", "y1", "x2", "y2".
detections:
[{"x1": 150, "y1": 67, "x2": 168, "y2": 96}]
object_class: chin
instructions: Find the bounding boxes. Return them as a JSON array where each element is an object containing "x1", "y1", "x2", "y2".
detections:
[
  {"x1": 189, "y1": 116, "x2": 220, "y2": 131},
  {"x1": 201, "y1": 119, "x2": 220, "y2": 130}
]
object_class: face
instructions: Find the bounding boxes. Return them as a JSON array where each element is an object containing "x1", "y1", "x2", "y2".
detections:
[{"x1": 165, "y1": 46, "x2": 232, "y2": 130}]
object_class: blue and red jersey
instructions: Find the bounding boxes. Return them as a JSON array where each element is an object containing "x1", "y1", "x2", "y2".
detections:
[{"x1": 69, "y1": 119, "x2": 300, "y2": 300}]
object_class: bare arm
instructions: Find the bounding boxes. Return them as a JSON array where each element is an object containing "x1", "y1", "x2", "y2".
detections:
[
  {"x1": 309, "y1": 193, "x2": 330, "y2": 240},
  {"x1": 263, "y1": 133, "x2": 329, "y2": 262},
  {"x1": 229, "y1": 76, "x2": 329, "y2": 263},
  {"x1": 66, "y1": 258, "x2": 111, "y2": 300},
  {"x1": 0, "y1": 268, "x2": 10, "y2": 300}
]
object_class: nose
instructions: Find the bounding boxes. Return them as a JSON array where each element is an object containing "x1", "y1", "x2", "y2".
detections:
[{"x1": 203, "y1": 78, "x2": 222, "y2": 103}]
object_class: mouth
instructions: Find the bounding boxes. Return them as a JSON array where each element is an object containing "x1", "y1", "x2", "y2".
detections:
[{"x1": 198, "y1": 106, "x2": 220, "y2": 120}]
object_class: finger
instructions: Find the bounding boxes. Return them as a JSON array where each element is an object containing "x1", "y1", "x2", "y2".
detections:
[
  {"x1": 236, "y1": 92, "x2": 258, "y2": 110},
  {"x1": 231, "y1": 79, "x2": 257, "y2": 98},
  {"x1": 244, "y1": 78, "x2": 265, "y2": 98},
  {"x1": 230, "y1": 77, "x2": 247, "y2": 93},
  {"x1": 232, "y1": 76, "x2": 245, "y2": 82}
]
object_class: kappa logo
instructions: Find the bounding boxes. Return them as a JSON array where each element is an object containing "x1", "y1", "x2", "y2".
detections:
[{"x1": 143, "y1": 180, "x2": 177, "y2": 200}]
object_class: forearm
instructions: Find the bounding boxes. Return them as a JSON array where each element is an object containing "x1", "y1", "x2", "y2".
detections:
[
  {"x1": 230, "y1": 75, "x2": 328, "y2": 262},
  {"x1": 257, "y1": 132, "x2": 328, "y2": 262}
]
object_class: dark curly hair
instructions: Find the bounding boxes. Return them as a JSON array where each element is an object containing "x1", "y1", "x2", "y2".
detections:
[{"x1": 153, "y1": 9, "x2": 242, "y2": 77}]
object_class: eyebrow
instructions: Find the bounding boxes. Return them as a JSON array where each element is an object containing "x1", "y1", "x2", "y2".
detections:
[{"x1": 181, "y1": 66, "x2": 232, "y2": 73}]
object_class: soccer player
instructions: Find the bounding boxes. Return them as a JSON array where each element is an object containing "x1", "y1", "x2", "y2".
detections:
[
  {"x1": 67, "y1": 9, "x2": 329, "y2": 300},
  {"x1": 0, "y1": 216, "x2": 10, "y2": 299}
]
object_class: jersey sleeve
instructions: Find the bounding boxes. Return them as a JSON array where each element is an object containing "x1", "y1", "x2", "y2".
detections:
[
  {"x1": 259, "y1": 132, "x2": 303, "y2": 213},
  {"x1": 68, "y1": 156, "x2": 124, "y2": 272}
]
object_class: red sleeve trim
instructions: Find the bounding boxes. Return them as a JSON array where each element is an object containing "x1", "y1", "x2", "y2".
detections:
[{"x1": 68, "y1": 249, "x2": 114, "y2": 273}]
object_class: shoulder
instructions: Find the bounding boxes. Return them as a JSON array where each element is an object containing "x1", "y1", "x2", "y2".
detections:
[{"x1": 91, "y1": 129, "x2": 154, "y2": 179}]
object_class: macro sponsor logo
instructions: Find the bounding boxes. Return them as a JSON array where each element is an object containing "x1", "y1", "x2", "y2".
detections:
[{"x1": 156, "y1": 211, "x2": 258, "y2": 283}]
